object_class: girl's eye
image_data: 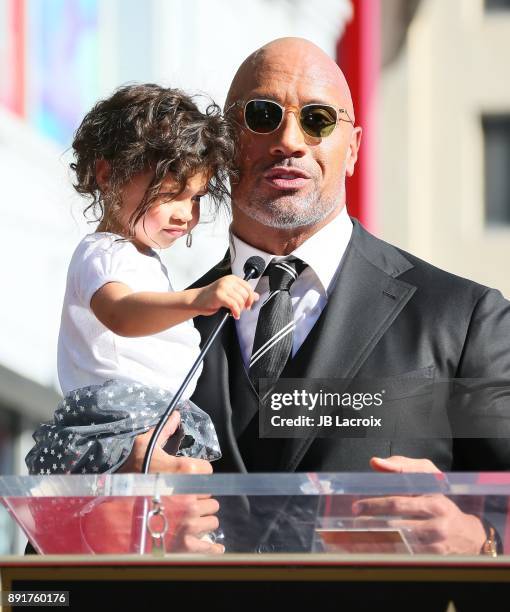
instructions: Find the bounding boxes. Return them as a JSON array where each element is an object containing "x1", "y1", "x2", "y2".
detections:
[{"x1": 159, "y1": 198, "x2": 173, "y2": 207}]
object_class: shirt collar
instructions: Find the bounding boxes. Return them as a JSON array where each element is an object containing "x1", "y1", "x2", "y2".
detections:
[{"x1": 230, "y1": 206, "x2": 353, "y2": 295}]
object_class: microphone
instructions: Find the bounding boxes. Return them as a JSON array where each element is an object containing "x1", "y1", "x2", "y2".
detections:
[
  {"x1": 242, "y1": 255, "x2": 266, "y2": 282},
  {"x1": 141, "y1": 255, "x2": 265, "y2": 473}
]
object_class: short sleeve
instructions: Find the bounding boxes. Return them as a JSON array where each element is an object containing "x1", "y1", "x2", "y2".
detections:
[{"x1": 72, "y1": 235, "x2": 141, "y2": 306}]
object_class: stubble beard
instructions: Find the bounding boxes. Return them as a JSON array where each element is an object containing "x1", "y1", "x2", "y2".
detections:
[{"x1": 236, "y1": 175, "x2": 346, "y2": 230}]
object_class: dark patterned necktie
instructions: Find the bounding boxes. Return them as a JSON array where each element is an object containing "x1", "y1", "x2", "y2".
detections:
[{"x1": 249, "y1": 258, "x2": 307, "y2": 390}]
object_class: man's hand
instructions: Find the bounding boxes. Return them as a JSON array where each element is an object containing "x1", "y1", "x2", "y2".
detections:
[
  {"x1": 166, "y1": 494, "x2": 224, "y2": 554},
  {"x1": 370, "y1": 455, "x2": 441, "y2": 474},
  {"x1": 81, "y1": 494, "x2": 225, "y2": 554},
  {"x1": 117, "y1": 410, "x2": 213, "y2": 474},
  {"x1": 116, "y1": 411, "x2": 224, "y2": 553},
  {"x1": 358, "y1": 455, "x2": 487, "y2": 554}
]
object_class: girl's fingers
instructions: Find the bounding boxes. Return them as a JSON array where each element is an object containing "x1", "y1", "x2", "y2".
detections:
[
  {"x1": 225, "y1": 296, "x2": 241, "y2": 319},
  {"x1": 232, "y1": 282, "x2": 250, "y2": 301},
  {"x1": 224, "y1": 291, "x2": 244, "y2": 319},
  {"x1": 233, "y1": 283, "x2": 257, "y2": 309},
  {"x1": 230, "y1": 286, "x2": 257, "y2": 311},
  {"x1": 227, "y1": 278, "x2": 256, "y2": 303},
  {"x1": 218, "y1": 278, "x2": 259, "y2": 312},
  {"x1": 216, "y1": 279, "x2": 258, "y2": 317},
  {"x1": 247, "y1": 291, "x2": 260, "y2": 309}
]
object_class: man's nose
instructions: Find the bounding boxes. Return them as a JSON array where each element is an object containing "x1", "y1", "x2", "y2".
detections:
[{"x1": 268, "y1": 111, "x2": 307, "y2": 158}]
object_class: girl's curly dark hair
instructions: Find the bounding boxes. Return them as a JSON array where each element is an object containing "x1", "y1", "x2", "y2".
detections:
[{"x1": 70, "y1": 83, "x2": 236, "y2": 235}]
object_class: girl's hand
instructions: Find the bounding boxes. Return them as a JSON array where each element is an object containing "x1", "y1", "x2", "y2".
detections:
[{"x1": 192, "y1": 275, "x2": 259, "y2": 319}]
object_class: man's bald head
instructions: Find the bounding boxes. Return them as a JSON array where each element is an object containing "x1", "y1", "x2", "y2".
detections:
[
  {"x1": 226, "y1": 37, "x2": 362, "y2": 253},
  {"x1": 226, "y1": 37, "x2": 354, "y2": 120}
]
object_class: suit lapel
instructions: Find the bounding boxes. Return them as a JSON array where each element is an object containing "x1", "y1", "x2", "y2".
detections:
[
  {"x1": 279, "y1": 224, "x2": 417, "y2": 471},
  {"x1": 193, "y1": 225, "x2": 418, "y2": 474}
]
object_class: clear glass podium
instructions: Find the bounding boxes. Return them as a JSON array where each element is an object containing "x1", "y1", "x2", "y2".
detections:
[{"x1": 0, "y1": 473, "x2": 509, "y2": 556}]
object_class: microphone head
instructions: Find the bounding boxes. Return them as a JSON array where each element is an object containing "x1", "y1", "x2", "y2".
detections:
[{"x1": 243, "y1": 256, "x2": 266, "y2": 280}]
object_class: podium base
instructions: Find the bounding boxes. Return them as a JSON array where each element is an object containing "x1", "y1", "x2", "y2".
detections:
[{"x1": 2, "y1": 555, "x2": 510, "y2": 612}]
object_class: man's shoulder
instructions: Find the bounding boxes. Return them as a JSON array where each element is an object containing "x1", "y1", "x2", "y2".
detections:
[{"x1": 352, "y1": 220, "x2": 495, "y2": 300}]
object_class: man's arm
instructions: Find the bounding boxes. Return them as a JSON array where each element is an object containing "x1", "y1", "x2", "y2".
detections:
[
  {"x1": 451, "y1": 287, "x2": 510, "y2": 470},
  {"x1": 364, "y1": 289, "x2": 510, "y2": 553}
]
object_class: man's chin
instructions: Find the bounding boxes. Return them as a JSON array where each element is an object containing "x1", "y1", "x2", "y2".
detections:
[
  {"x1": 248, "y1": 209, "x2": 326, "y2": 230},
  {"x1": 233, "y1": 190, "x2": 340, "y2": 230}
]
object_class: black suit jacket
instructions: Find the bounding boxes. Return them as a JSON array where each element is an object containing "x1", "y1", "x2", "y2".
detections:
[{"x1": 190, "y1": 219, "x2": 510, "y2": 473}]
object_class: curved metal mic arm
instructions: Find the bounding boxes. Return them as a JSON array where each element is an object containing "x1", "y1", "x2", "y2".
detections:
[{"x1": 141, "y1": 256, "x2": 265, "y2": 474}]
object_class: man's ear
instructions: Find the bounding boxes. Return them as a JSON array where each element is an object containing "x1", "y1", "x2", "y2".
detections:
[
  {"x1": 95, "y1": 159, "x2": 111, "y2": 190},
  {"x1": 345, "y1": 126, "x2": 362, "y2": 177}
]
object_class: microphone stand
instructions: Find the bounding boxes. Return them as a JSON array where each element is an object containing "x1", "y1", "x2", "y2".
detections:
[
  {"x1": 137, "y1": 257, "x2": 265, "y2": 554},
  {"x1": 141, "y1": 311, "x2": 230, "y2": 474}
]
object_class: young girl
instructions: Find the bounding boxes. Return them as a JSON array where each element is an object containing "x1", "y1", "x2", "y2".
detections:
[{"x1": 26, "y1": 83, "x2": 257, "y2": 475}]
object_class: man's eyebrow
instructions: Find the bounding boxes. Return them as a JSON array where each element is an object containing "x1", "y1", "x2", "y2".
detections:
[
  {"x1": 241, "y1": 93, "x2": 340, "y2": 107},
  {"x1": 304, "y1": 98, "x2": 340, "y2": 106},
  {"x1": 241, "y1": 91, "x2": 280, "y2": 101}
]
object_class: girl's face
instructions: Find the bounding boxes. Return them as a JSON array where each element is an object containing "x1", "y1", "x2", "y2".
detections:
[{"x1": 119, "y1": 170, "x2": 208, "y2": 252}]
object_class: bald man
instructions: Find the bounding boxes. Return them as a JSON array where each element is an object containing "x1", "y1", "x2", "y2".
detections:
[
  {"x1": 189, "y1": 38, "x2": 510, "y2": 553},
  {"x1": 126, "y1": 39, "x2": 510, "y2": 554},
  {"x1": 191, "y1": 36, "x2": 510, "y2": 462}
]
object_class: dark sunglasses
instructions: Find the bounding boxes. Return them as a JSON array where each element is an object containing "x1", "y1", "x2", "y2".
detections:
[{"x1": 230, "y1": 99, "x2": 354, "y2": 138}]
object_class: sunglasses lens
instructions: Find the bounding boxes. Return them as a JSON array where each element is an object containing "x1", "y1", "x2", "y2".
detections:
[
  {"x1": 300, "y1": 105, "x2": 337, "y2": 137},
  {"x1": 245, "y1": 100, "x2": 282, "y2": 133}
]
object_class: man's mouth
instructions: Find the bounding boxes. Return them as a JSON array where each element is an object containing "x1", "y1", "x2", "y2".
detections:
[{"x1": 262, "y1": 167, "x2": 311, "y2": 191}]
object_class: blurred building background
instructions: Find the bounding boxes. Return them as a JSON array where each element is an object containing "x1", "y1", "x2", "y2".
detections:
[
  {"x1": 378, "y1": 0, "x2": 510, "y2": 294},
  {"x1": 0, "y1": 0, "x2": 509, "y2": 553}
]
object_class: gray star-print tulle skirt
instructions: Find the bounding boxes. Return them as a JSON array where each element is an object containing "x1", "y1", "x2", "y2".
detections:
[{"x1": 25, "y1": 379, "x2": 221, "y2": 475}]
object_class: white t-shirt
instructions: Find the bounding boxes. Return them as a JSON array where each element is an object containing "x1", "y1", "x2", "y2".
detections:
[{"x1": 57, "y1": 232, "x2": 202, "y2": 396}]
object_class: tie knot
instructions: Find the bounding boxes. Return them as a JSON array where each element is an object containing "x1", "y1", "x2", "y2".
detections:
[{"x1": 267, "y1": 258, "x2": 306, "y2": 291}]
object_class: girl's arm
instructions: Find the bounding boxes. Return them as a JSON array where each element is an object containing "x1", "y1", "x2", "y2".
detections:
[{"x1": 90, "y1": 275, "x2": 258, "y2": 337}]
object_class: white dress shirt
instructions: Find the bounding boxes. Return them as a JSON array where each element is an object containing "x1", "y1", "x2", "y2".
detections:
[{"x1": 231, "y1": 206, "x2": 353, "y2": 368}]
